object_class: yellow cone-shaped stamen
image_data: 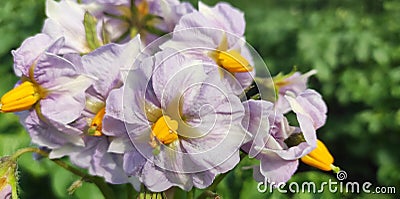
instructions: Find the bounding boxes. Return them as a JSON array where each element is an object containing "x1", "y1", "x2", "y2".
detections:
[
  {"x1": 151, "y1": 115, "x2": 179, "y2": 145},
  {"x1": 0, "y1": 81, "x2": 41, "y2": 113},
  {"x1": 209, "y1": 34, "x2": 253, "y2": 73},
  {"x1": 88, "y1": 107, "x2": 106, "y2": 136},
  {"x1": 137, "y1": 0, "x2": 149, "y2": 17},
  {"x1": 215, "y1": 50, "x2": 253, "y2": 73},
  {"x1": 301, "y1": 139, "x2": 335, "y2": 171}
]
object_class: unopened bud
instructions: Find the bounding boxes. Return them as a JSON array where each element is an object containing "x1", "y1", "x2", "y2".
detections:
[{"x1": 0, "y1": 156, "x2": 18, "y2": 199}]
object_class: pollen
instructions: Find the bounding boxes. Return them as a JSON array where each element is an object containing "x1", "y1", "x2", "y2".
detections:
[
  {"x1": 0, "y1": 81, "x2": 41, "y2": 113},
  {"x1": 150, "y1": 115, "x2": 179, "y2": 145},
  {"x1": 301, "y1": 139, "x2": 338, "y2": 171},
  {"x1": 88, "y1": 107, "x2": 106, "y2": 136}
]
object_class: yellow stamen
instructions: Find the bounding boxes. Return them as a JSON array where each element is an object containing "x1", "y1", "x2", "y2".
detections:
[
  {"x1": 215, "y1": 50, "x2": 253, "y2": 73},
  {"x1": 151, "y1": 115, "x2": 178, "y2": 145},
  {"x1": 0, "y1": 81, "x2": 41, "y2": 113},
  {"x1": 301, "y1": 139, "x2": 337, "y2": 171},
  {"x1": 0, "y1": 177, "x2": 6, "y2": 190},
  {"x1": 88, "y1": 107, "x2": 105, "y2": 136},
  {"x1": 137, "y1": 0, "x2": 149, "y2": 17},
  {"x1": 275, "y1": 80, "x2": 290, "y2": 88},
  {"x1": 209, "y1": 35, "x2": 253, "y2": 73}
]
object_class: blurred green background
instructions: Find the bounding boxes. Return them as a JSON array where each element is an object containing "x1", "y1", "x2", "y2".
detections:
[{"x1": 0, "y1": 0, "x2": 399, "y2": 198}]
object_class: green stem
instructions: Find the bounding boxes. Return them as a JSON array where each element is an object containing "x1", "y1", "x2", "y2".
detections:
[
  {"x1": 187, "y1": 188, "x2": 195, "y2": 199},
  {"x1": 11, "y1": 147, "x2": 116, "y2": 199},
  {"x1": 197, "y1": 190, "x2": 218, "y2": 199},
  {"x1": 127, "y1": 183, "x2": 134, "y2": 199},
  {"x1": 11, "y1": 147, "x2": 46, "y2": 160}
]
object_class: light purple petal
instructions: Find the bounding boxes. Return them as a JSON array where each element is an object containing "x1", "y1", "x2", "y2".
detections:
[
  {"x1": 198, "y1": 2, "x2": 245, "y2": 36},
  {"x1": 0, "y1": 184, "x2": 12, "y2": 199},
  {"x1": 89, "y1": 137, "x2": 131, "y2": 184},
  {"x1": 12, "y1": 33, "x2": 64, "y2": 77},
  {"x1": 285, "y1": 89, "x2": 325, "y2": 145},
  {"x1": 86, "y1": 36, "x2": 146, "y2": 136},
  {"x1": 156, "y1": 0, "x2": 194, "y2": 32},
  {"x1": 180, "y1": 125, "x2": 244, "y2": 173},
  {"x1": 34, "y1": 53, "x2": 93, "y2": 123},
  {"x1": 275, "y1": 70, "x2": 317, "y2": 113},
  {"x1": 191, "y1": 170, "x2": 216, "y2": 189},
  {"x1": 174, "y1": 2, "x2": 245, "y2": 37},
  {"x1": 259, "y1": 153, "x2": 299, "y2": 184},
  {"x1": 141, "y1": 161, "x2": 175, "y2": 192},
  {"x1": 294, "y1": 89, "x2": 327, "y2": 129},
  {"x1": 39, "y1": 94, "x2": 86, "y2": 124},
  {"x1": 24, "y1": 111, "x2": 84, "y2": 149},
  {"x1": 81, "y1": 43, "x2": 125, "y2": 97},
  {"x1": 107, "y1": 136, "x2": 132, "y2": 154},
  {"x1": 60, "y1": 136, "x2": 138, "y2": 185},
  {"x1": 43, "y1": 0, "x2": 91, "y2": 53},
  {"x1": 151, "y1": 49, "x2": 207, "y2": 109},
  {"x1": 241, "y1": 100, "x2": 274, "y2": 157},
  {"x1": 123, "y1": 148, "x2": 147, "y2": 177}
]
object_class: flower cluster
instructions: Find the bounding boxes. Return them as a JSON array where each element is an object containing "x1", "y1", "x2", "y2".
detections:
[{"x1": 0, "y1": 0, "x2": 336, "y2": 194}]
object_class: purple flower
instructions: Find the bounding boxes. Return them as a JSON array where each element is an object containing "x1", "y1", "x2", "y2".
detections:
[
  {"x1": 12, "y1": 33, "x2": 63, "y2": 77},
  {"x1": 2, "y1": 33, "x2": 94, "y2": 124},
  {"x1": 242, "y1": 89, "x2": 327, "y2": 184},
  {"x1": 274, "y1": 70, "x2": 317, "y2": 113},
  {"x1": 284, "y1": 89, "x2": 327, "y2": 130},
  {"x1": 161, "y1": 2, "x2": 254, "y2": 94},
  {"x1": 105, "y1": 49, "x2": 248, "y2": 191},
  {"x1": 241, "y1": 100, "x2": 306, "y2": 184},
  {"x1": 62, "y1": 0, "x2": 194, "y2": 45},
  {"x1": 0, "y1": 34, "x2": 93, "y2": 151},
  {"x1": 47, "y1": 37, "x2": 144, "y2": 187}
]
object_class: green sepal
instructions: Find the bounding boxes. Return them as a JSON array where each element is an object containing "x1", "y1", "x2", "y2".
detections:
[
  {"x1": 101, "y1": 20, "x2": 110, "y2": 45},
  {"x1": 144, "y1": 24, "x2": 167, "y2": 37},
  {"x1": 103, "y1": 12, "x2": 130, "y2": 22},
  {"x1": 87, "y1": 126, "x2": 97, "y2": 136},
  {"x1": 152, "y1": 145, "x2": 160, "y2": 156},
  {"x1": 84, "y1": 11, "x2": 102, "y2": 51},
  {"x1": 272, "y1": 66, "x2": 298, "y2": 100},
  {"x1": 130, "y1": 0, "x2": 137, "y2": 18},
  {"x1": 284, "y1": 132, "x2": 306, "y2": 147},
  {"x1": 272, "y1": 66, "x2": 298, "y2": 82},
  {"x1": 139, "y1": 184, "x2": 167, "y2": 199},
  {"x1": 141, "y1": 15, "x2": 166, "y2": 36}
]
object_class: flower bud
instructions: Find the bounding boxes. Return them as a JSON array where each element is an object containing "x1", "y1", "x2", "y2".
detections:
[
  {"x1": 301, "y1": 139, "x2": 340, "y2": 172},
  {"x1": 0, "y1": 156, "x2": 18, "y2": 199}
]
